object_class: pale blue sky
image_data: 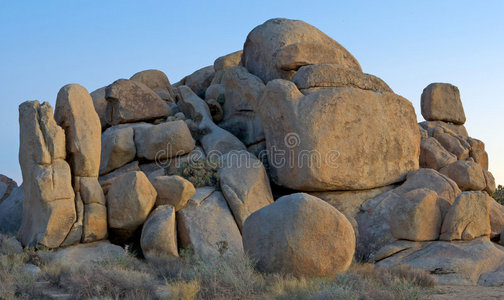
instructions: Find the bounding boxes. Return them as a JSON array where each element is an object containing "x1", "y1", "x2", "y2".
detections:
[{"x1": 1, "y1": 1, "x2": 503, "y2": 185}]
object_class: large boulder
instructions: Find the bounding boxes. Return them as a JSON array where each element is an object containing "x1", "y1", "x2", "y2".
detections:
[
  {"x1": 107, "y1": 171, "x2": 156, "y2": 239},
  {"x1": 212, "y1": 51, "x2": 243, "y2": 85},
  {"x1": 55, "y1": 84, "x2": 106, "y2": 244},
  {"x1": 419, "y1": 120, "x2": 469, "y2": 137},
  {"x1": 105, "y1": 79, "x2": 171, "y2": 125},
  {"x1": 440, "y1": 191, "x2": 491, "y2": 241},
  {"x1": 468, "y1": 138, "x2": 489, "y2": 170},
  {"x1": 242, "y1": 18, "x2": 361, "y2": 83},
  {"x1": 177, "y1": 86, "x2": 246, "y2": 155},
  {"x1": 435, "y1": 133, "x2": 469, "y2": 160},
  {"x1": 130, "y1": 69, "x2": 176, "y2": 102},
  {"x1": 134, "y1": 120, "x2": 195, "y2": 161},
  {"x1": 421, "y1": 83, "x2": 466, "y2": 125},
  {"x1": 17, "y1": 101, "x2": 76, "y2": 248},
  {"x1": 420, "y1": 137, "x2": 457, "y2": 170},
  {"x1": 99, "y1": 126, "x2": 136, "y2": 175},
  {"x1": 218, "y1": 151, "x2": 274, "y2": 230},
  {"x1": 243, "y1": 193, "x2": 355, "y2": 277},
  {"x1": 177, "y1": 188, "x2": 243, "y2": 260},
  {"x1": 258, "y1": 80, "x2": 420, "y2": 191},
  {"x1": 55, "y1": 83, "x2": 102, "y2": 177},
  {"x1": 291, "y1": 63, "x2": 392, "y2": 93},
  {"x1": 439, "y1": 160, "x2": 486, "y2": 191},
  {"x1": 390, "y1": 188, "x2": 442, "y2": 241},
  {"x1": 0, "y1": 185, "x2": 23, "y2": 235},
  {"x1": 356, "y1": 168, "x2": 461, "y2": 261},
  {"x1": 377, "y1": 238, "x2": 504, "y2": 285},
  {"x1": 48, "y1": 241, "x2": 124, "y2": 268},
  {"x1": 140, "y1": 205, "x2": 178, "y2": 260},
  {"x1": 219, "y1": 66, "x2": 265, "y2": 146},
  {"x1": 151, "y1": 175, "x2": 195, "y2": 211},
  {"x1": 490, "y1": 200, "x2": 504, "y2": 239}
]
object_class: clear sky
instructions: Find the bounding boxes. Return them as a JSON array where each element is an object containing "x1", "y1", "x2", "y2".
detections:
[{"x1": 1, "y1": 1, "x2": 503, "y2": 186}]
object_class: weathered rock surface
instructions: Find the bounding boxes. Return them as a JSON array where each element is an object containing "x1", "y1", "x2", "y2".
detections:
[
  {"x1": 0, "y1": 185, "x2": 23, "y2": 235},
  {"x1": 356, "y1": 168, "x2": 461, "y2": 261},
  {"x1": 49, "y1": 241, "x2": 124, "y2": 268},
  {"x1": 390, "y1": 188, "x2": 442, "y2": 241},
  {"x1": 377, "y1": 238, "x2": 504, "y2": 285},
  {"x1": 151, "y1": 175, "x2": 195, "y2": 211},
  {"x1": 177, "y1": 85, "x2": 246, "y2": 155},
  {"x1": 218, "y1": 151, "x2": 273, "y2": 230},
  {"x1": 99, "y1": 126, "x2": 136, "y2": 175},
  {"x1": 219, "y1": 66, "x2": 265, "y2": 146},
  {"x1": 440, "y1": 191, "x2": 491, "y2": 241},
  {"x1": 243, "y1": 193, "x2": 355, "y2": 277},
  {"x1": 420, "y1": 137, "x2": 457, "y2": 170},
  {"x1": 243, "y1": 18, "x2": 361, "y2": 83},
  {"x1": 421, "y1": 83, "x2": 466, "y2": 125},
  {"x1": 105, "y1": 79, "x2": 170, "y2": 125},
  {"x1": 292, "y1": 64, "x2": 392, "y2": 93},
  {"x1": 178, "y1": 188, "x2": 243, "y2": 260},
  {"x1": 141, "y1": 205, "x2": 178, "y2": 260},
  {"x1": 468, "y1": 138, "x2": 489, "y2": 170},
  {"x1": 0, "y1": 175, "x2": 17, "y2": 203},
  {"x1": 107, "y1": 171, "x2": 156, "y2": 238},
  {"x1": 419, "y1": 120, "x2": 469, "y2": 137},
  {"x1": 440, "y1": 160, "x2": 486, "y2": 191},
  {"x1": 183, "y1": 66, "x2": 215, "y2": 98},
  {"x1": 134, "y1": 120, "x2": 195, "y2": 161},
  {"x1": 99, "y1": 161, "x2": 140, "y2": 195},
  {"x1": 130, "y1": 69, "x2": 176, "y2": 102},
  {"x1": 490, "y1": 200, "x2": 504, "y2": 239},
  {"x1": 18, "y1": 101, "x2": 76, "y2": 248},
  {"x1": 90, "y1": 86, "x2": 108, "y2": 128},
  {"x1": 435, "y1": 133, "x2": 469, "y2": 160},
  {"x1": 259, "y1": 80, "x2": 419, "y2": 191}
]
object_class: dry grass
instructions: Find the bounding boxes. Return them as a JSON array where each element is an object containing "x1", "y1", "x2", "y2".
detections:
[{"x1": 0, "y1": 233, "x2": 436, "y2": 300}]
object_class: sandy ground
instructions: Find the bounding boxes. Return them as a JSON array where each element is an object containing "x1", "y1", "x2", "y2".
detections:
[{"x1": 428, "y1": 285, "x2": 504, "y2": 299}]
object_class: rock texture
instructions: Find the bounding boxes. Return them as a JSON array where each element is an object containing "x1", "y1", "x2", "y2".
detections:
[
  {"x1": 243, "y1": 193, "x2": 355, "y2": 277},
  {"x1": 243, "y1": 18, "x2": 361, "y2": 83},
  {"x1": 140, "y1": 205, "x2": 178, "y2": 260},
  {"x1": 0, "y1": 185, "x2": 24, "y2": 235},
  {"x1": 421, "y1": 83, "x2": 466, "y2": 125},
  {"x1": 0, "y1": 175, "x2": 17, "y2": 203},
  {"x1": 390, "y1": 188, "x2": 442, "y2": 241},
  {"x1": 440, "y1": 160, "x2": 486, "y2": 191},
  {"x1": 152, "y1": 175, "x2": 195, "y2": 211},
  {"x1": 259, "y1": 80, "x2": 420, "y2": 191},
  {"x1": 178, "y1": 188, "x2": 243, "y2": 260},
  {"x1": 130, "y1": 69, "x2": 176, "y2": 102},
  {"x1": 18, "y1": 101, "x2": 76, "y2": 248},
  {"x1": 440, "y1": 191, "x2": 491, "y2": 241},
  {"x1": 100, "y1": 126, "x2": 136, "y2": 175},
  {"x1": 107, "y1": 171, "x2": 156, "y2": 239},
  {"x1": 105, "y1": 79, "x2": 170, "y2": 125},
  {"x1": 218, "y1": 151, "x2": 274, "y2": 230}
]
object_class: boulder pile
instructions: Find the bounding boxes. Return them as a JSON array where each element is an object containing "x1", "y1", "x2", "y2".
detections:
[{"x1": 2, "y1": 17, "x2": 503, "y2": 284}]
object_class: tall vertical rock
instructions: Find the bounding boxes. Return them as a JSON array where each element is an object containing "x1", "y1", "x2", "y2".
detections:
[
  {"x1": 18, "y1": 101, "x2": 76, "y2": 248},
  {"x1": 55, "y1": 84, "x2": 107, "y2": 244}
]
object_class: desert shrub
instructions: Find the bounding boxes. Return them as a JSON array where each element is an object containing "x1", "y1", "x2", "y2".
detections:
[
  {"x1": 175, "y1": 158, "x2": 220, "y2": 188},
  {"x1": 0, "y1": 236, "x2": 41, "y2": 299},
  {"x1": 493, "y1": 185, "x2": 504, "y2": 205},
  {"x1": 43, "y1": 252, "x2": 156, "y2": 300}
]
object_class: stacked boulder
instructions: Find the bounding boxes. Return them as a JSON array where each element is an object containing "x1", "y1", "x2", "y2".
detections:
[{"x1": 5, "y1": 17, "x2": 504, "y2": 284}]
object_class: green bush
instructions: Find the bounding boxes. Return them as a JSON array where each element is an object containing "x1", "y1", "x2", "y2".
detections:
[
  {"x1": 175, "y1": 158, "x2": 220, "y2": 188},
  {"x1": 493, "y1": 185, "x2": 504, "y2": 205}
]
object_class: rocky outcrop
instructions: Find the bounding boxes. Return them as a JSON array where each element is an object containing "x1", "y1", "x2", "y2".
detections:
[
  {"x1": 218, "y1": 151, "x2": 273, "y2": 230},
  {"x1": 140, "y1": 205, "x2": 178, "y2": 260},
  {"x1": 0, "y1": 185, "x2": 23, "y2": 235},
  {"x1": 242, "y1": 18, "x2": 361, "y2": 83},
  {"x1": 55, "y1": 84, "x2": 107, "y2": 244},
  {"x1": 0, "y1": 175, "x2": 18, "y2": 203},
  {"x1": 99, "y1": 126, "x2": 136, "y2": 175},
  {"x1": 439, "y1": 160, "x2": 487, "y2": 191},
  {"x1": 181, "y1": 66, "x2": 215, "y2": 98},
  {"x1": 259, "y1": 80, "x2": 420, "y2": 191},
  {"x1": 243, "y1": 193, "x2": 355, "y2": 277},
  {"x1": 421, "y1": 83, "x2": 466, "y2": 125},
  {"x1": 18, "y1": 101, "x2": 76, "y2": 248}
]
